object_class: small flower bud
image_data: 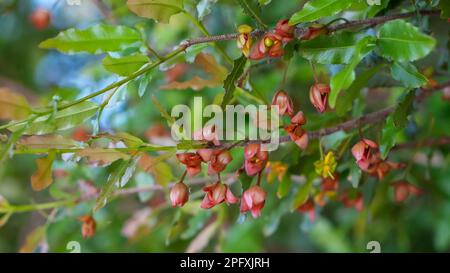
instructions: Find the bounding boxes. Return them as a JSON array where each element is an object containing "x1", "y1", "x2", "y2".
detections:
[
  {"x1": 309, "y1": 83, "x2": 330, "y2": 113},
  {"x1": 244, "y1": 144, "x2": 269, "y2": 176},
  {"x1": 275, "y1": 19, "x2": 295, "y2": 42},
  {"x1": 240, "y1": 185, "x2": 267, "y2": 218},
  {"x1": 237, "y1": 24, "x2": 253, "y2": 58},
  {"x1": 201, "y1": 181, "x2": 239, "y2": 209},
  {"x1": 79, "y1": 215, "x2": 96, "y2": 239},
  {"x1": 351, "y1": 139, "x2": 378, "y2": 171},
  {"x1": 208, "y1": 150, "x2": 232, "y2": 175},
  {"x1": 170, "y1": 182, "x2": 189, "y2": 207},
  {"x1": 271, "y1": 90, "x2": 294, "y2": 117}
]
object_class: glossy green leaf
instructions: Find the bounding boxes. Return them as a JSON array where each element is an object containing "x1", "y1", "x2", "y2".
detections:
[
  {"x1": 291, "y1": 174, "x2": 314, "y2": 211},
  {"x1": 380, "y1": 91, "x2": 415, "y2": 159},
  {"x1": 336, "y1": 64, "x2": 384, "y2": 116},
  {"x1": 393, "y1": 90, "x2": 415, "y2": 129},
  {"x1": 329, "y1": 36, "x2": 376, "y2": 107},
  {"x1": 151, "y1": 95, "x2": 175, "y2": 127},
  {"x1": 127, "y1": 0, "x2": 184, "y2": 24},
  {"x1": 378, "y1": 20, "x2": 436, "y2": 62},
  {"x1": 277, "y1": 174, "x2": 291, "y2": 199},
  {"x1": 135, "y1": 172, "x2": 155, "y2": 202},
  {"x1": 94, "y1": 159, "x2": 136, "y2": 212},
  {"x1": 380, "y1": 116, "x2": 399, "y2": 159},
  {"x1": 9, "y1": 101, "x2": 99, "y2": 135},
  {"x1": 235, "y1": 0, "x2": 267, "y2": 30},
  {"x1": 39, "y1": 24, "x2": 143, "y2": 54},
  {"x1": 221, "y1": 55, "x2": 247, "y2": 108},
  {"x1": 391, "y1": 62, "x2": 427, "y2": 89},
  {"x1": 289, "y1": 0, "x2": 353, "y2": 25},
  {"x1": 103, "y1": 54, "x2": 150, "y2": 76},
  {"x1": 439, "y1": 1, "x2": 450, "y2": 18},
  {"x1": 197, "y1": 0, "x2": 218, "y2": 20},
  {"x1": 300, "y1": 32, "x2": 369, "y2": 65},
  {"x1": 350, "y1": 163, "x2": 362, "y2": 188}
]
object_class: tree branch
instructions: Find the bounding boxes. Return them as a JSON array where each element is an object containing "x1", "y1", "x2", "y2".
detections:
[{"x1": 328, "y1": 10, "x2": 441, "y2": 32}]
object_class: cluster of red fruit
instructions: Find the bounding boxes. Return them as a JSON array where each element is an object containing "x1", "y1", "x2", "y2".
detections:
[
  {"x1": 169, "y1": 20, "x2": 422, "y2": 219},
  {"x1": 171, "y1": 143, "x2": 268, "y2": 219}
]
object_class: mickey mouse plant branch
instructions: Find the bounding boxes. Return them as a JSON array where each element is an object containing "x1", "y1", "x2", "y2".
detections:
[{"x1": 1, "y1": 7, "x2": 448, "y2": 217}]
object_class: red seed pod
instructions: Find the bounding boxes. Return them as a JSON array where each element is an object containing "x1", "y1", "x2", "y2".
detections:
[
  {"x1": 275, "y1": 19, "x2": 295, "y2": 42},
  {"x1": 271, "y1": 90, "x2": 294, "y2": 117},
  {"x1": 244, "y1": 143, "x2": 269, "y2": 176},
  {"x1": 351, "y1": 139, "x2": 378, "y2": 171},
  {"x1": 240, "y1": 185, "x2": 267, "y2": 218},
  {"x1": 79, "y1": 215, "x2": 96, "y2": 239},
  {"x1": 200, "y1": 181, "x2": 239, "y2": 209},
  {"x1": 208, "y1": 150, "x2": 232, "y2": 175},
  {"x1": 169, "y1": 182, "x2": 189, "y2": 207},
  {"x1": 176, "y1": 153, "x2": 203, "y2": 177},
  {"x1": 309, "y1": 83, "x2": 330, "y2": 113}
]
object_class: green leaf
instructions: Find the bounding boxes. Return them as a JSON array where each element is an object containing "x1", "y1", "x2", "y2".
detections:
[
  {"x1": 151, "y1": 95, "x2": 175, "y2": 127},
  {"x1": 380, "y1": 91, "x2": 415, "y2": 159},
  {"x1": 221, "y1": 55, "x2": 247, "y2": 108},
  {"x1": 9, "y1": 101, "x2": 99, "y2": 135},
  {"x1": 289, "y1": 0, "x2": 353, "y2": 25},
  {"x1": 393, "y1": 90, "x2": 415, "y2": 129},
  {"x1": 336, "y1": 64, "x2": 384, "y2": 116},
  {"x1": 18, "y1": 134, "x2": 80, "y2": 149},
  {"x1": 329, "y1": 36, "x2": 376, "y2": 107},
  {"x1": 103, "y1": 54, "x2": 150, "y2": 76},
  {"x1": 390, "y1": 62, "x2": 427, "y2": 89},
  {"x1": 196, "y1": 0, "x2": 218, "y2": 20},
  {"x1": 31, "y1": 151, "x2": 57, "y2": 191},
  {"x1": 300, "y1": 32, "x2": 369, "y2": 65},
  {"x1": 138, "y1": 72, "x2": 152, "y2": 97},
  {"x1": 378, "y1": 20, "x2": 436, "y2": 62},
  {"x1": 365, "y1": 0, "x2": 389, "y2": 18},
  {"x1": 0, "y1": 88, "x2": 31, "y2": 120},
  {"x1": 0, "y1": 126, "x2": 26, "y2": 163},
  {"x1": 39, "y1": 24, "x2": 142, "y2": 54},
  {"x1": 439, "y1": 1, "x2": 450, "y2": 18},
  {"x1": 380, "y1": 116, "x2": 399, "y2": 159},
  {"x1": 19, "y1": 225, "x2": 47, "y2": 253},
  {"x1": 95, "y1": 132, "x2": 144, "y2": 148},
  {"x1": 94, "y1": 159, "x2": 136, "y2": 212},
  {"x1": 291, "y1": 174, "x2": 314, "y2": 211},
  {"x1": 134, "y1": 172, "x2": 155, "y2": 202},
  {"x1": 127, "y1": 0, "x2": 184, "y2": 24},
  {"x1": 350, "y1": 163, "x2": 362, "y2": 188},
  {"x1": 277, "y1": 174, "x2": 292, "y2": 199},
  {"x1": 235, "y1": 0, "x2": 267, "y2": 30}
]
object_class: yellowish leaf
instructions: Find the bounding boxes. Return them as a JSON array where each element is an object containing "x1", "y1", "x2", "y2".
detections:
[
  {"x1": 18, "y1": 134, "x2": 80, "y2": 150},
  {"x1": 19, "y1": 225, "x2": 47, "y2": 253},
  {"x1": 0, "y1": 88, "x2": 31, "y2": 120},
  {"x1": 127, "y1": 0, "x2": 183, "y2": 24},
  {"x1": 161, "y1": 53, "x2": 227, "y2": 91},
  {"x1": 138, "y1": 153, "x2": 174, "y2": 186},
  {"x1": 31, "y1": 151, "x2": 56, "y2": 191},
  {"x1": 77, "y1": 147, "x2": 131, "y2": 165}
]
